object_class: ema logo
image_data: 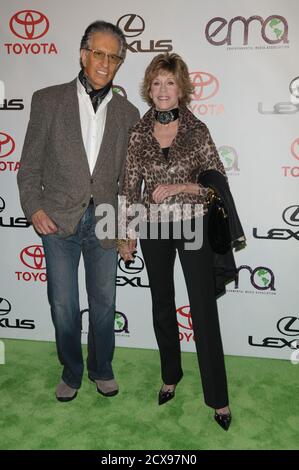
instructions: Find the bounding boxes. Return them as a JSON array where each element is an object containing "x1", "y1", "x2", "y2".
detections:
[
  {"x1": 4, "y1": 10, "x2": 58, "y2": 55},
  {"x1": 117, "y1": 14, "x2": 172, "y2": 53},
  {"x1": 80, "y1": 309, "x2": 129, "y2": 335},
  {"x1": 235, "y1": 264, "x2": 276, "y2": 293},
  {"x1": 231, "y1": 265, "x2": 276, "y2": 294},
  {"x1": 16, "y1": 245, "x2": 47, "y2": 283},
  {"x1": 282, "y1": 138, "x2": 299, "y2": 177},
  {"x1": 0, "y1": 131, "x2": 19, "y2": 172},
  {"x1": 114, "y1": 311, "x2": 129, "y2": 335},
  {"x1": 218, "y1": 146, "x2": 240, "y2": 174},
  {"x1": 189, "y1": 72, "x2": 224, "y2": 117},
  {"x1": 205, "y1": 15, "x2": 289, "y2": 49},
  {"x1": 112, "y1": 85, "x2": 127, "y2": 98}
]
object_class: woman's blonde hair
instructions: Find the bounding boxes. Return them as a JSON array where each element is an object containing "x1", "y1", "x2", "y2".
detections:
[{"x1": 141, "y1": 53, "x2": 194, "y2": 107}]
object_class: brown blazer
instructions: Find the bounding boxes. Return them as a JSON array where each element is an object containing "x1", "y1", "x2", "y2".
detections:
[{"x1": 17, "y1": 78, "x2": 140, "y2": 247}]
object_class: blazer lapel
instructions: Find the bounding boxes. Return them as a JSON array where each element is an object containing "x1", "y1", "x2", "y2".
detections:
[
  {"x1": 62, "y1": 79, "x2": 90, "y2": 175},
  {"x1": 91, "y1": 95, "x2": 120, "y2": 176}
]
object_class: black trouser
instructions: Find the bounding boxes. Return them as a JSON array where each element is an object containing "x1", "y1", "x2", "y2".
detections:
[{"x1": 140, "y1": 216, "x2": 229, "y2": 409}]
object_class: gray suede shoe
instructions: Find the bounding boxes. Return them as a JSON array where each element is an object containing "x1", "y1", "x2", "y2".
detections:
[
  {"x1": 55, "y1": 380, "x2": 78, "y2": 402},
  {"x1": 89, "y1": 375, "x2": 119, "y2": 397}
]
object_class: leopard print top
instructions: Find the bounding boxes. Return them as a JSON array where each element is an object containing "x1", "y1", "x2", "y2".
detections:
[{"x1": 120, "y1": 105, "x2": 226, "y2": 229}]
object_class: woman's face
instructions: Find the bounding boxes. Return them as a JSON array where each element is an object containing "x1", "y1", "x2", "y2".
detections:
[{"x1": 149, "y1": 71, "x2": 181, "y2": 111}]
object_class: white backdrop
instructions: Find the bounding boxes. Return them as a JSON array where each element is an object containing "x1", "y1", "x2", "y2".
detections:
[{"x1": 0, "y1": 0, "x2": 298, "y2": 361}]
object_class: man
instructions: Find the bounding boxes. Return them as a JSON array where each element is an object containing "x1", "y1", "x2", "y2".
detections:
[{"x1": 17, "y1": 21, "x2": 140, "y2": 402}]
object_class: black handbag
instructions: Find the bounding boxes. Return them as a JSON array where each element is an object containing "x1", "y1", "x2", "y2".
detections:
[{"x1": 206, "y1": 190, "x2": 231, "y2": 254}]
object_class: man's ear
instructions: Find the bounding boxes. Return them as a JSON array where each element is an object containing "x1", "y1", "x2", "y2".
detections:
[{"x1": 80, "y1": 49, "x2": 87, "y2": 68}]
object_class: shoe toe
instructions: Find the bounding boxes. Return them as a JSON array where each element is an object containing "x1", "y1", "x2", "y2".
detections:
[
  {"x1": 214, "y1": 412, "x2": 232, "y2": 431},
  {"x1": 158, "y1": 388, "x2": 175, "y2": 405}
]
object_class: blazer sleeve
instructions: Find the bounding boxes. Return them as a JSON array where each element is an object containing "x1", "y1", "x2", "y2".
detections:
[
  {"x1": 119, "y1": 128, "x2": 143, "y2": 238},
  {"x1": 17, "y1": 91, "x2": 48, "y2": 221}
]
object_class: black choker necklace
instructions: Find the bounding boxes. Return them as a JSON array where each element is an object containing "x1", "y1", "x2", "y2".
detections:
[{"x1": 154, "y1": 108, "x2": 179, "y2": 125}]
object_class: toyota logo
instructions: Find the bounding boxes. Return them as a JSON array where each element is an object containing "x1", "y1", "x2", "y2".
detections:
[
  {"x1": 0, "y1": 298, "x2": 12, "y2": 316},
  {"x1": 190, "y1": 72, "x2": 219, "y2": 101},
  {"x1": 117, "y1": 14, "x2": 145, "y2": 37},
  {"x1": 10, "y1": 10, "x2": 49, "y2": 40},
  {"x1": 0, "y1": 197, "x2": 5, "y2": 213},
  {"x1": 177, "y1": 305, "x2": 193, "y2": 331},
  {"x1": 277, "y1": 317, "x2": 299, "y2": 336},
  {"x1": 20, "y1": 245, "x2": 46, "y2": 270},
  {"x1": 118, "y1": 255, "x2": 144, "y2": 274},
  {"x1": 291, "y1": 138, "x2": 299, "y2": 161},
  {"x1": 289, "y1": 76, "x2": 299, "y2": 99},
  {"x1": 282, "y1": 206, "x2": 299, "y2": 227},
  {"x1": 0, "y1": 132, "x2": 15, "y2": 158}
]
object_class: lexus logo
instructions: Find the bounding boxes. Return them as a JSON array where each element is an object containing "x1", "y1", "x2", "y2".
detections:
[
  {"x1": 117, "y1": 14, "x2": 145, "y2": 37},
  {"x1": 291, "y1": 138, "x2": 299, "y2": 160},
  {"x1": 118, "y1": 255, "x2": 144, "y2": 274},
  {"x1": 0, "y1": 298, "x2": 11, "y2": 316},
  {"x1": 9, "y1": 10, "x2": 49, "y2": 40},
  {"x1": 282, "y1": 206, "x2": 299, "y2": 226},
  {"x1": 0, "y1": 197, "x2": 5, "y2": 213},
  {"x1": 20, "y1": 245, "x2": 46, "y2": 270},
  {"x1": 277, "y1": 317, "x2": 299, "y2": 336},
  {"x1": 177, "y1": 305, "x2": 193, "y2": 330},
  {"x1": 0, "y1": 132, "x2": 15, "y2": 158},
  {"x1": 189, "y1": 72, "x2": 219, "y2": 101},
  {"x1": 289, "y1": 76, "x2": 299, "y2": 99}
]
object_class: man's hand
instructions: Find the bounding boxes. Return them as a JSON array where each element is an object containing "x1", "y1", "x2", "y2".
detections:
[{"x1": 31, "y1": 209, "x2": 58, "y2": 235}]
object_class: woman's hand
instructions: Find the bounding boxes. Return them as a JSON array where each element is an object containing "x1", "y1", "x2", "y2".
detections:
[
  {"x1": 152, "y1": 184, "x2": 186, "y2": 203},
  {"x1": 117, "y1": 239, "x2": 137, "y2": 262}
]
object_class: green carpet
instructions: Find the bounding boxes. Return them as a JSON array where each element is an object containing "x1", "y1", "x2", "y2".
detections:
[{"x1": 0, "y1": 339, "x2": 298, "y2": 450}]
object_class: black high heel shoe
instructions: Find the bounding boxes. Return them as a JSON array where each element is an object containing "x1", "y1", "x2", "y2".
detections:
[
  {"x1": 158, "y1": 385, "x2": 176, "y2": 405},
  {"x1": 214, "y1": 409, "x2": 232, "y2": 431}
]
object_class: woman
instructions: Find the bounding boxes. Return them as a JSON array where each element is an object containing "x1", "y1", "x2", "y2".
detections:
[{"x1": 119, "y1": 53, "x2": 232, "y2": 430}]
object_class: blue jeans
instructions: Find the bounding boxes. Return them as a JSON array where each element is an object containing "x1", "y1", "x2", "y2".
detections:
[{"x1": 42, "y1": 202, "x2": 117, "y2": 389}]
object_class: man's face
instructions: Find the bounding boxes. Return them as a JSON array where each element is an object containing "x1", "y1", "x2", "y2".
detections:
[{"x1": 80, "y1": 32, "x2": 122, "y2": 89}]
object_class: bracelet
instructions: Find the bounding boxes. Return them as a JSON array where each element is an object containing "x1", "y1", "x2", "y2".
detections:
[{"x1": 206, "y1": 187, "x2": 215, "y2": 204}]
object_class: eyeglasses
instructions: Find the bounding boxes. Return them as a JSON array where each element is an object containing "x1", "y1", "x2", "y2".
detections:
[{"x1": 84, "y1": 48, "x2": 123, "y2": 66}]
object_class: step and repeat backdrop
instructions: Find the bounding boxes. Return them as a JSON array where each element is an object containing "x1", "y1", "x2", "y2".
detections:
[{"x1": 0, "y1": 0, "x2": 298, "y2": 361}]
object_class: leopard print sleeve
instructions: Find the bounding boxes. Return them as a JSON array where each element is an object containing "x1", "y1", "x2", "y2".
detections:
[
  {"x1": 200, "y1": 124, "x2": 227, "y2": 178},
  {"x1": 119, "y1": 129, "x2": 143, "y2": 238}
]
